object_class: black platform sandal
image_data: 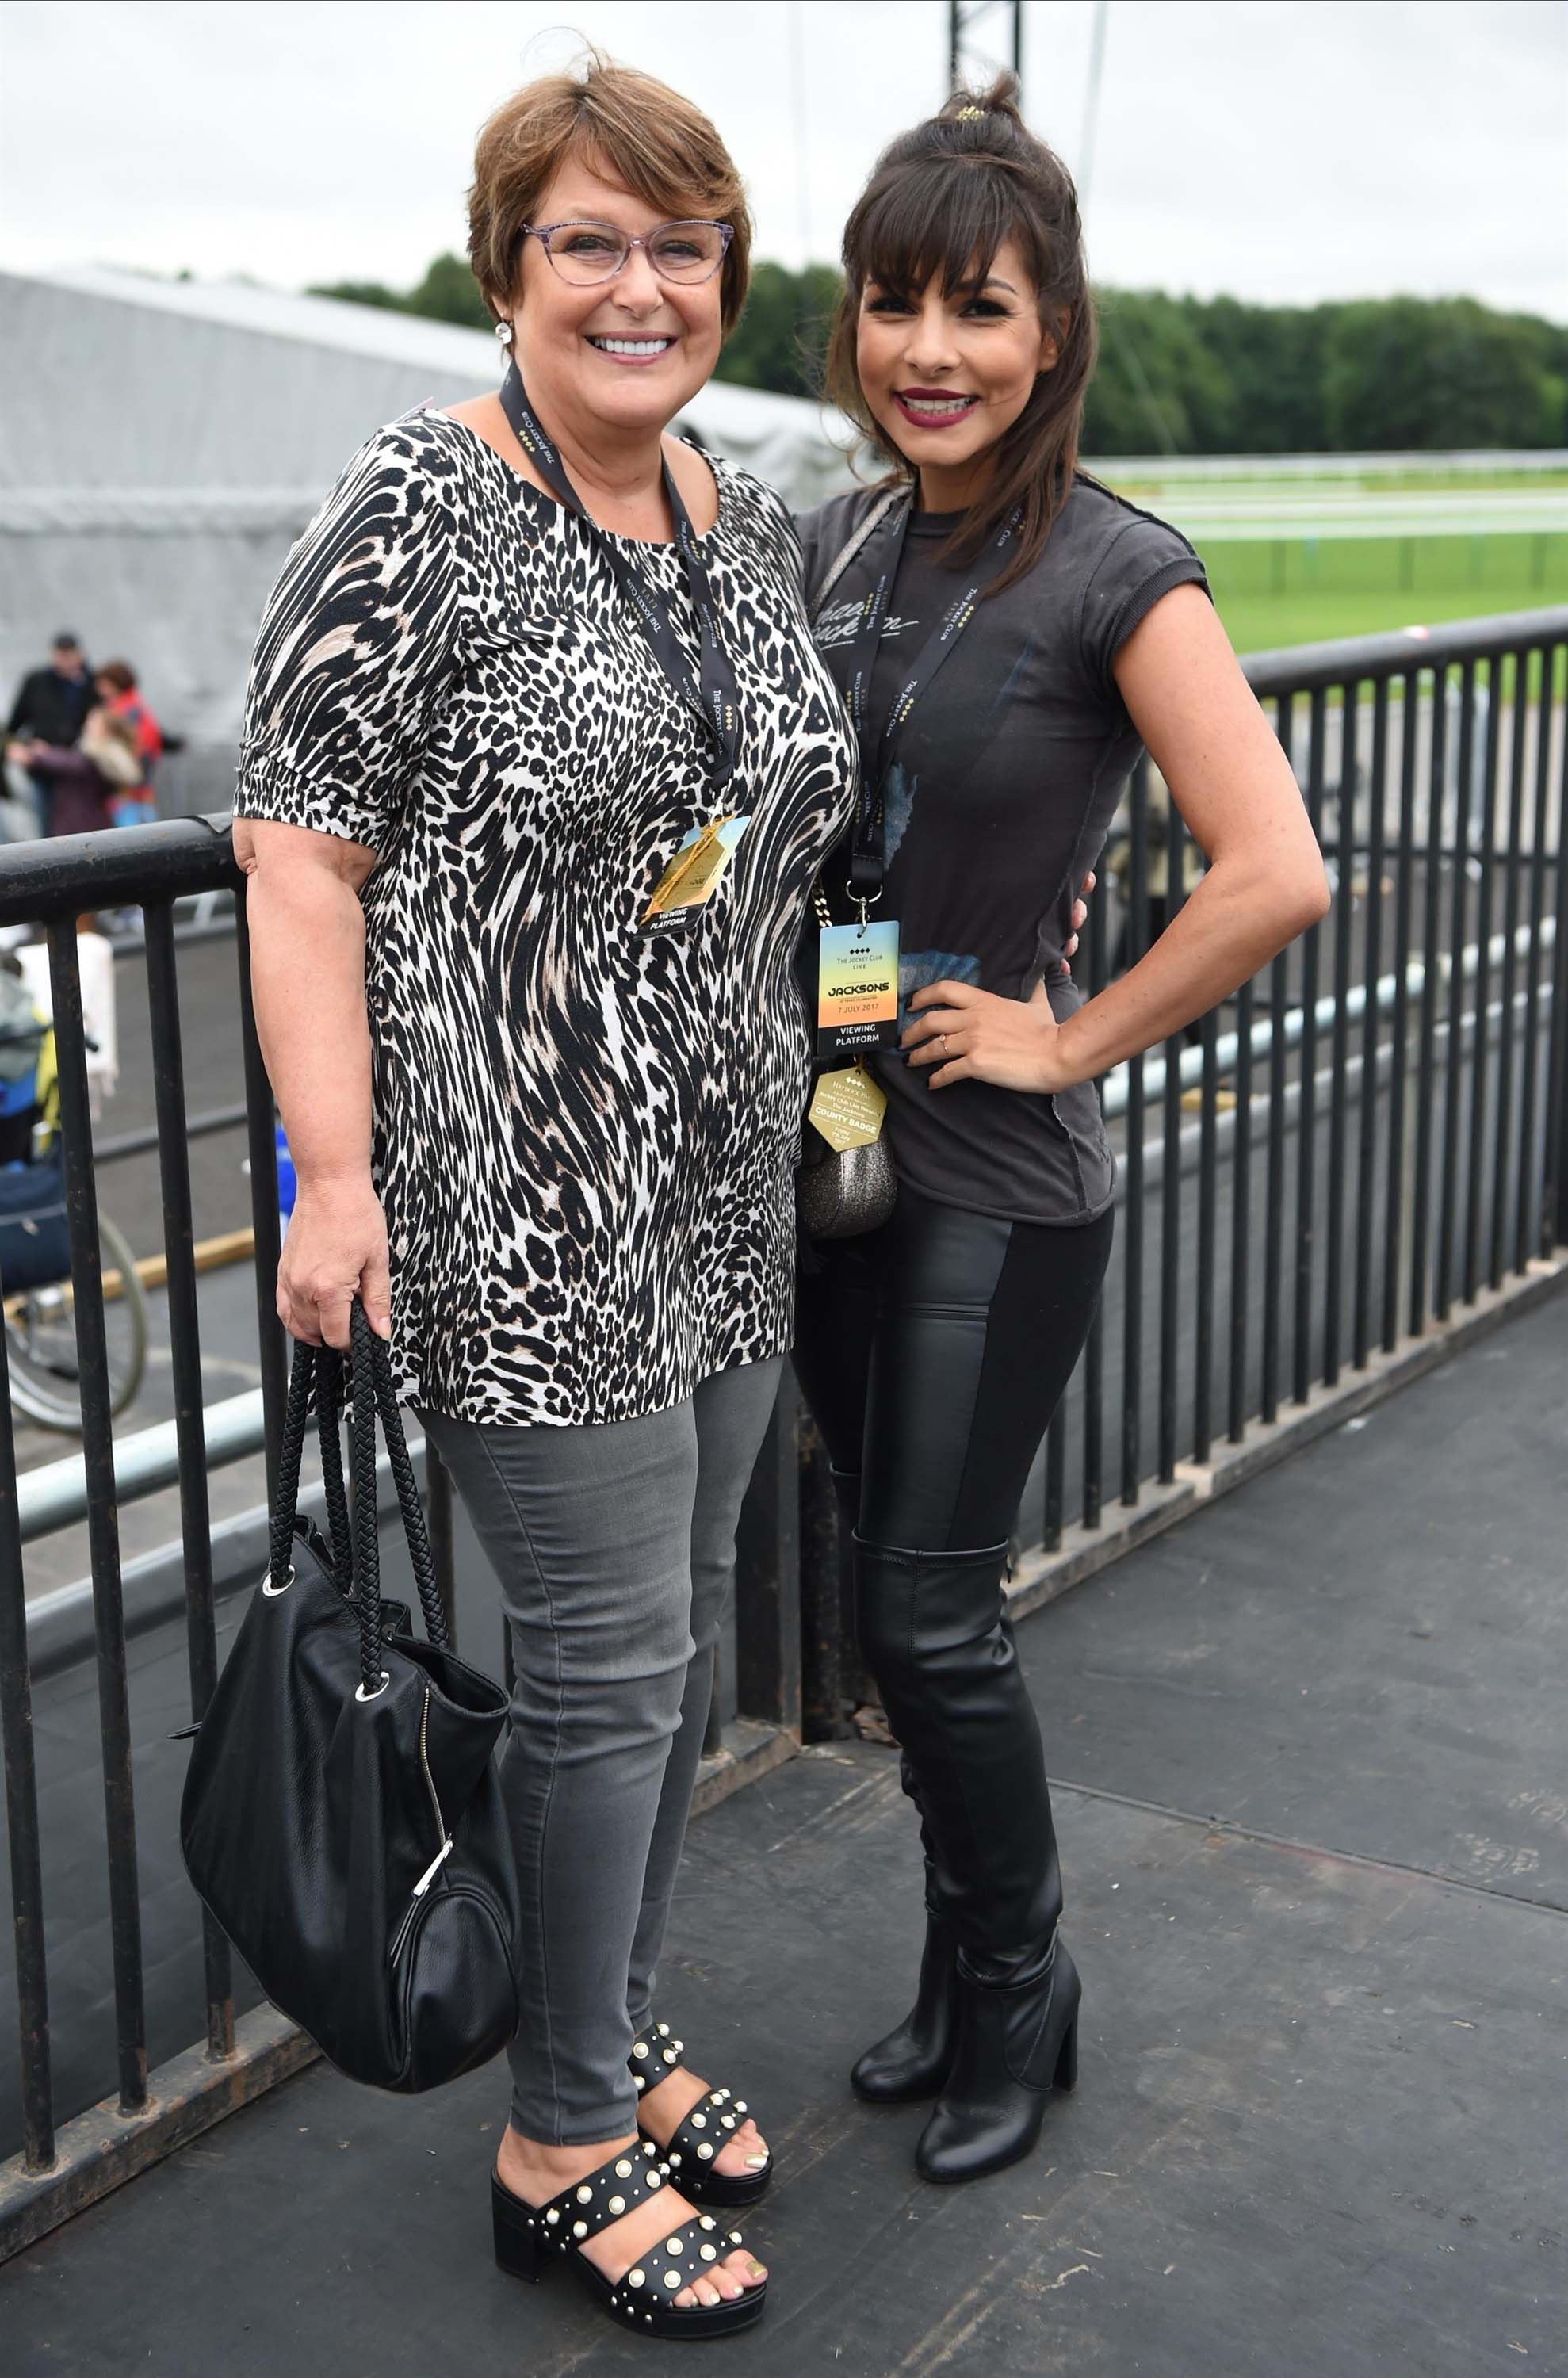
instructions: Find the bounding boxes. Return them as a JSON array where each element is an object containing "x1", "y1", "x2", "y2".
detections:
[
  {"x1": 629, "y1": 2019, "x2": 773, "y2": 2206},
  {"x1": 491, "y1": 2138, "x2": 767, "y2": 2340}
]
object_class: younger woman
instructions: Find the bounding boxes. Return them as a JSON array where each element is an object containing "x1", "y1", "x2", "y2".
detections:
[{"x1": 794, "y1": 78, "x2": 1328, "y2": 2186}]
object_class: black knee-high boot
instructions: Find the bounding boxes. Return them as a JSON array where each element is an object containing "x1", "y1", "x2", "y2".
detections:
[
  {"x1": 832, "y1": 1471, "x2": 962, "y2": 2101},
  {"x1": 853, "y1": 1534, "x2": 1073, "y2": 2180}
]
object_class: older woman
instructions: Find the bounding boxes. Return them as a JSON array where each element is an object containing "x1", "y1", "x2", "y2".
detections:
[{"x1": 233, "y1": 56, "x2": 854, "y2": 2343}]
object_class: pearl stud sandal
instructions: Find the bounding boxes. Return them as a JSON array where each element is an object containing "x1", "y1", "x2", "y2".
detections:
[
  {"x1": 491, "y1": 2139, "x2": 767, "y2": 2339},
  {"x1": 629, "y1": 2018, "x2": 773, "y2": 2206}
]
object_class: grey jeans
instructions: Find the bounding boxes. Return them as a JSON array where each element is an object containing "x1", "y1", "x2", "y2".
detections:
[{"x1": 419, "y1": 1356, "x2": 782, "y2": 2147}]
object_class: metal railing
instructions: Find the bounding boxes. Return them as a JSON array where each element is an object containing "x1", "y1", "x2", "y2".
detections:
[
  {"x1": 1033, "y1": 611, "x2": 1568, "y2": 1559},
  {"x1": 2, "y1": 606, "x2": 1566, "y2": 2255}
]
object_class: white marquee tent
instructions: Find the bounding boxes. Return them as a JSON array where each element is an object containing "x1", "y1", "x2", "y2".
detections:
[{"x1": 0, "y1": 265, "x2": 856, "y2": 812}]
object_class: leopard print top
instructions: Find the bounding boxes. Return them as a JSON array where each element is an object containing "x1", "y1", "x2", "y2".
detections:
[{"x1": 235, "y1": 406, "x2": 855, "y2": 1424}]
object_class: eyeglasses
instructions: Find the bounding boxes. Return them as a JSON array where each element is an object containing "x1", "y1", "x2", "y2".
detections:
[{"x1": 521, "y1": 218, "x2": 733, "y2": 287}]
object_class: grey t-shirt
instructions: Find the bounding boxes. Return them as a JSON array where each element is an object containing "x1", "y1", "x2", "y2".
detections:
[{"x1": 797, "y1": 474, "x2": 1209, "y2": 1228}]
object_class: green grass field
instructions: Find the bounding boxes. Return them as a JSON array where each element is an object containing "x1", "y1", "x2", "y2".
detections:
[{"x1": 1206, "y1": 531, "x2": 1568, "y2": 656}]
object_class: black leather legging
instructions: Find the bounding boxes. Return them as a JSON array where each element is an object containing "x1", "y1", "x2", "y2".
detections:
[{"x1": 793, "y1": 1183, "x2": 1114, "y2": 1980}]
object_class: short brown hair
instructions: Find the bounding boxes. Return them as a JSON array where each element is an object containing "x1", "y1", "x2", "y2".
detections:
[
  {"x1": 826, "y1": 74, "x2": 1097, "y2": 593},
  {"x1": 95, "y1": 659, "x2": 137, "y2": 694},
  {"x1": 467, "y1": 51, "x2": 752, "y2": 335}
]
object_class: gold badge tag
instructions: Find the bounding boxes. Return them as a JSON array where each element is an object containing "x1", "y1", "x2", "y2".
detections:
[
  {"x1": 808, "y1": 1060, "x2": 887, "y2": 1152},
  {"x1": 642, "y1": 814, "x2": 750, "y2": 922}
]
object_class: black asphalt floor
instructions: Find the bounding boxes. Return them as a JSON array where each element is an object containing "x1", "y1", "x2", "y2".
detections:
[{"x1": 3, "y1": 1287, "x2": 1564, "y2": 2376}]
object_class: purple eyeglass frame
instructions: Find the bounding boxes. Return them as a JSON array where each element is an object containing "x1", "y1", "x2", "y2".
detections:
[{"x1": 519, "y1": 218, "x2": 734, "y2": 285}]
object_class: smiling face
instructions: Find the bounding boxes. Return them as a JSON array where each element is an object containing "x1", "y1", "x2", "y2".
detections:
[
  {"x1": 855, "y1": 237, "x2": 1057, "y2": 507},
  {"x1": 503, "y1": 151, "x2": 725, "y2": 451}
]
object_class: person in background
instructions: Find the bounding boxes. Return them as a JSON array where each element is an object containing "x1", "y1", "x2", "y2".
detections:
[
  {"x1": 6, "y1": 634, "x2": 93, "y2": 832},
  {"x1": 6, "y1": 705, "x2": 140, "y2": 839},
  {"x1": 94, "y1": 659, "x2": 165, "y2": 784}
]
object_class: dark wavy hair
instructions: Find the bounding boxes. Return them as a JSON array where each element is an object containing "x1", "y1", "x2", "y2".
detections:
[{"x1": 824, "y1": 73, "x2": 1096, "y2": 592}]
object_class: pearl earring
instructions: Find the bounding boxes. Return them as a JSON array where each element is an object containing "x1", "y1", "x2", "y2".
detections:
[{"x1": 495, "y1": 319, "x2": 514, "y2": 346}]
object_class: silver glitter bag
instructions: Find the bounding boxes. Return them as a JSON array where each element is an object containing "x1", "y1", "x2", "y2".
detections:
[{"x1": 795, "y1": 1123, "x2": 897, "y2": 1241}]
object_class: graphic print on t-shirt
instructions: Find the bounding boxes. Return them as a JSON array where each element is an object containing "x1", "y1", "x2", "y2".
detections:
[{"x1": 813, "y1": 594, "x2": 920, "y2": 652}]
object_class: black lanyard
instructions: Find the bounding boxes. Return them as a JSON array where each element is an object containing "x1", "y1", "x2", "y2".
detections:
[
  {"x1": 823, "y1": 495, "x2": 1021, "y2": 904},
  {"x1": 498, "y1": 361, "x2": 743, "y2": 791}
]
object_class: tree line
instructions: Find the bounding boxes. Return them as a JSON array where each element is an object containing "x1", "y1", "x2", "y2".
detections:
[{"x1": 309, "y1": 255, "x2": 1568, "y2": 455}]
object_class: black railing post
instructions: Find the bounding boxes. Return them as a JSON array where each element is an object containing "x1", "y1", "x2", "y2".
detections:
[
  {"x1": 1227, "y1": 969, "x2": 1255, "y2": 1444},
  {"x1": 1293, "y1": 689, "x2": 1326, "y2": 1401},
  {"x1": 735, "y1": 1374, "x2": 803, "y2": 1739},
  {"x1": 1546, "y1": 657, "x2": 1568, "y2": 1253},
  {"x1": 1323, "y1": 682, "x2": 1358, "y2": 1386},
  {"x1": 1120, "y1": 764, "x2": 1149, "y2": 1504},
  {"x1": 1082, "y1": 866, "x2": 1109, "y2": 1527},
  {"x1": 234, "y1": 881, "x2": 287, "y2": 1506},
  {"x1": 1490, "y1": 650, "x2": 1530, "y2": 1289},
  {"x1": 1157, "y1": 797, "x2": 1191, "y2": 1483},
  {"x1": 1261, "y1": 698, "x2": 1293, "y2": 1426},
  {"x1": 1353, "y1": 675, "x2": 1389, "y2": 1367},
  {"x1": 1463, "y1": 652, "x2": 1505, "y2": 1304},
  {"x1": 44, "y1": 918, "x2": 147, "y2": 2117},
  {"x1": 143, "y1": 899, "x2": 234, "y2": 2063},
  {"x1": 1191, "y1": 1001, "x2": 1219, "y2": 1465},
  {"x1": 797, "y1": 1407, "x2": 853, "y2": 1740},
  {"x1": 1383, "y1": 669, "x2": 1420, "y2": 1353},
  {"x1": 1436, "y1": 663, "x2": 1477, "y2": 1321},
  {"x1": 1410, "y1": 668, "x2": 1449, "y2": 1336},
  {"x1": 1516, "y1": 651, "x2": 1558, "y2": 1267}
]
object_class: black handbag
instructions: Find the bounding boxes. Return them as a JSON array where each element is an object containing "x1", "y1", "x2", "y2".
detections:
[{"x1": 180, "y1": 1302, "x2": 521, "y2": 2093}]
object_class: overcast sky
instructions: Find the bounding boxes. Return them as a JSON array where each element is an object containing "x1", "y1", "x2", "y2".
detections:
[{"x1": 2, "y1": 0, "x2": 1564, "y2": 317}]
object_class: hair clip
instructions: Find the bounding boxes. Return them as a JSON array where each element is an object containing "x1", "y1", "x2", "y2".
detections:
[{"x1": 955, "y1": 105, "x2": 987, "y2": 120}]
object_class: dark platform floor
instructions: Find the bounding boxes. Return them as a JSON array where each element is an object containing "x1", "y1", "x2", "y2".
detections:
[{"x1": 4, "y1": 1288, "x2": 1565, "y2": 2376}]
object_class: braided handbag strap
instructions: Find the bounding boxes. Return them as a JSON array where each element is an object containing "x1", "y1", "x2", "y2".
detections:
[
  {"x1": 346, "y1": 1301, "x2": 446, "y2": 1690},
  {"x1": 267, "y1": 1306, "x2": 446, "y2": 1692}
]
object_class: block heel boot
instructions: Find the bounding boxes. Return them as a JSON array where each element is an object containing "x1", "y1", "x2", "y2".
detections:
[{"x1": 916, "y1": 1933, "x2": 1081, "y2": 2185}]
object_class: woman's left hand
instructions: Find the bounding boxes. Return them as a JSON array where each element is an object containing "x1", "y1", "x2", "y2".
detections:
[{"x1": 902, "y1": 977, "x2": 1073, "y2": 1094}]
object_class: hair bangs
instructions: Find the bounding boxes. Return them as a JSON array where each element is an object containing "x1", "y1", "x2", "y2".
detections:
[
  {"x1": 855, "y1": 159, "x2": 1038, "y2": 305},
  {"x1": 568, "y1": 102, "x2": 729, "y2": 223}
]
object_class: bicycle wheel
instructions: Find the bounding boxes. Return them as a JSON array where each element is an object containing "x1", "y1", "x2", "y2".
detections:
[{"x1": 6, "y1": 1212, "x2": 149, "y2": 1431}]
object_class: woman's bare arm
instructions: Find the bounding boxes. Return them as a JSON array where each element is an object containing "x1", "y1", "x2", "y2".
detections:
[
  {"x1": 233, "y1": 815, "x2": 392, "y2": 1346},
  {"x1": 903, "y1": 585, "x2": 1330, "y2": 1091}
]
